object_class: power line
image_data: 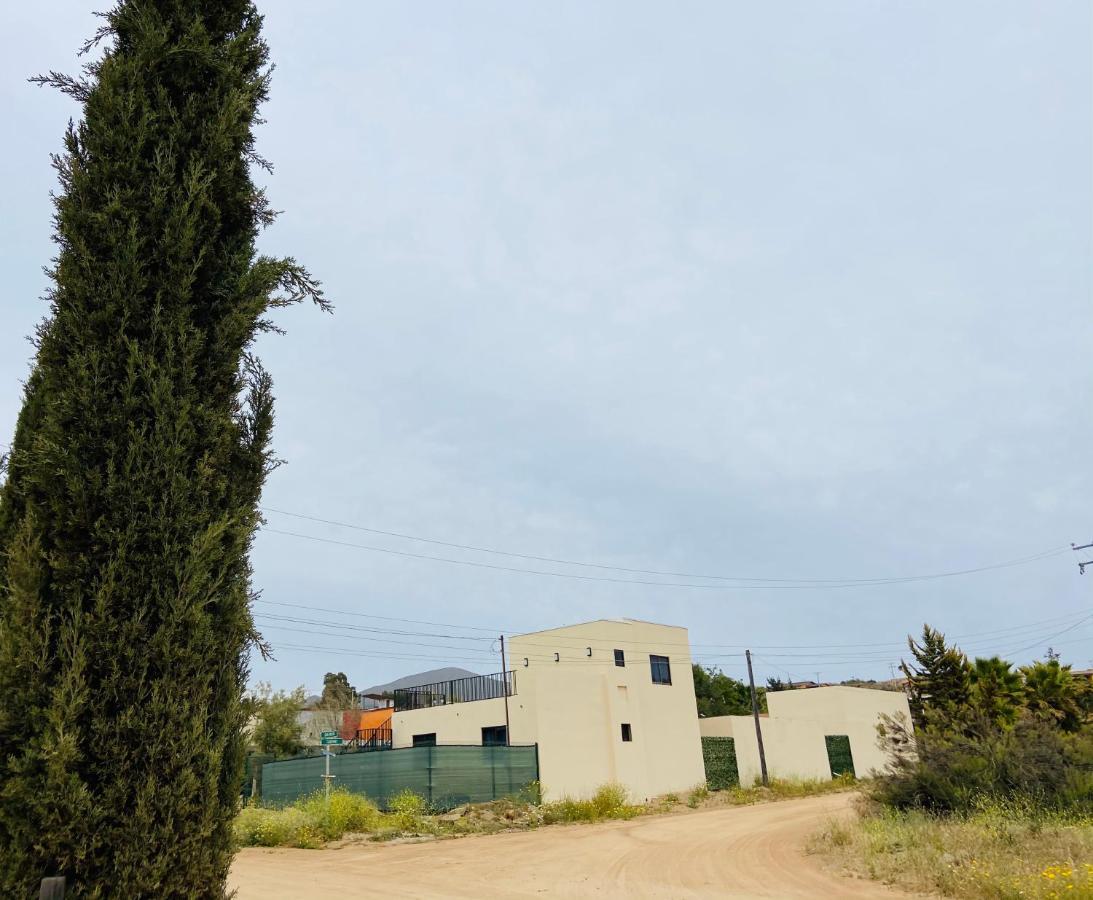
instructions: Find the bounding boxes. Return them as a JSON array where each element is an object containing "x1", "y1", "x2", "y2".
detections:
[
  {"x1": 261, "y1": 506, "x2": 1068, "y2": 587},
  {"x1": 253, "y1": 598, "x2": 500, "y2": 634},
  {"x1": 261, "y1": 526, "x2": 1069, "y2": 593},
  {"x1": 251, "y1": 599, "x2": 1093, "y2": 655}
]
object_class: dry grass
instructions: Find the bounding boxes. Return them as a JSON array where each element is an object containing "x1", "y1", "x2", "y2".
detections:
[
  {"x1": 809, "y1": 799, "x2": 1093, "y2": 899},
  {"x1": 711, "y1": 773, "x2": 858, "y2": 807},
  {"x1": 234, "y1": 776, "x2": 860, "y2": 850}
]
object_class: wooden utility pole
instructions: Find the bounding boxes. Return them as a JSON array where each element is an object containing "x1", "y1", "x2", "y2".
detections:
[
  {"x1": 745, "y1": 650, "x2": 769, "y2": 787},
  {"x1": 500, "y1": 634, "x2": 511, "y2": 746}
]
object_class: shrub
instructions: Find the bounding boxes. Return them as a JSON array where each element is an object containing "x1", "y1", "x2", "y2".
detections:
[
  {"x1": 299, "y1": 789, "x2": 382, "y2": 840},
  {"x1": 234, "y1": 807, "x2": 323, "y2": 849},
  {"x1": 687, "y1": 786, "x2": 710, "y2": 808},
  {"x1": 387, "y1": 789, "x2": 432, "y2": 832},
  {"x1": 541, "y1": 783, "x2": 642, "y2": 824},
  {"x1": 872, "y1": 711, "x2": 1091, "y2": 814}
]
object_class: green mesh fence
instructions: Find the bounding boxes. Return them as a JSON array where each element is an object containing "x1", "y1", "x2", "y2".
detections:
[
  {"x1": 260, "y1": 745, "x2": 539, "y2": 810},
  {"x1": 700, "y1": 736, "x2": 739, "y2": 789},
  {"x1": 824, "y1": 734, "x2": 856, "y2": 778}
]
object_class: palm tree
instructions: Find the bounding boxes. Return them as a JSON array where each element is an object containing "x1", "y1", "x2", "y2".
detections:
[
  {"x1": 1020, "y1": 659, "x2": 1084, "y2": 732},
  {"x1": 969, "y1": 656, "x2": 1023, "y2": 725}
]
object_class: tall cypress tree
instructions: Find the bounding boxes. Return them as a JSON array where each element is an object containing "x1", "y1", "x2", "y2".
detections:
[{"x1": 0, "y1": 2, "x2": 327, "y2": 894}]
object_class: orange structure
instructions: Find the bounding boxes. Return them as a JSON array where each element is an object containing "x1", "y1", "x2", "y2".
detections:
[{"x1": 339, "y1": 706, "x2": 393, "y2": 741}]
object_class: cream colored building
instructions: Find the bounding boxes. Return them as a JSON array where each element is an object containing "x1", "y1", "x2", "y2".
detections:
[
  {"x1": 391, "y1": 619, "x2": 707, "y2": 802},
  {"x1": 698, "y1": 685, "x2": 910, "y2": 785}
]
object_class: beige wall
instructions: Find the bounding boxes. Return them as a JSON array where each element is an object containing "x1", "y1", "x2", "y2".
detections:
[
  {"x1": 698, "y1": 686, "x2": 911, "y2": 784},
  {"x1": 390, "y1": 619, "x2": 707, "y2": 802},
  {"x1": 392, "y1": 698, "x2": 510, "y2": 748}
]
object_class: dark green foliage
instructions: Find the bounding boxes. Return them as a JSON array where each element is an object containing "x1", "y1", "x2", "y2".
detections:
[
  {"x1": 692, "y1": 664, "x2": 764, "y2": 716},
  {"x1": 1021, "y1": 659, "x2": 1088, "y2": 733},
  {"x1": 700, "y1": 736, "x2": 739, "y2": 789},
  {"x1": 872, "y1": 711, "x2": 1092, "y2": 814},
  {"x1": 320, "y1": 671, "x2": 357, "y2": 709},
  {"x1": 877, "y1": 627, "x2": 1093, "y2": 817},
  {"x1": 766, "y1": 677, "x2": 789, "y2": 692},
  {"x1": 900, "y1": 625, "x2": 971, "y2": 728},
  {"x1": 824, "y1": 734, "x2": 856, "y2": 778},
  {"x1": 0, "y1": 2, "x2": 326, "y2": 895},
  {"x1": 968, "y1": 656, "x2": 1023, "y2": 726}
]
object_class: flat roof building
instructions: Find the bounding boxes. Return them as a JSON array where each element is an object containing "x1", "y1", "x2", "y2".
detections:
[{"x1": 390, "y1": 618, "x2": 707, "y2": 802}]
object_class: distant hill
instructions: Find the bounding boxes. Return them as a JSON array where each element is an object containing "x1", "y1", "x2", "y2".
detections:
[{"x1": 359, "y1": 667, "x2": 481, "y2": 699}]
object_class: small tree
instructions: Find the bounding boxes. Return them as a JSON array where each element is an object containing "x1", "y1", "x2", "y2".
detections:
[
  {"x1": 693, "y1": 664, "x2": 762, "y2": 716},
  {"x1": 900, "y1": 625, "x2": 971, "y2": 728},
  {"x1": 320, "y1": 671, "x2": 358, "y2": 709},
  {"x1": 249, "y1": 684, "x2": 305, "y2": 758}
]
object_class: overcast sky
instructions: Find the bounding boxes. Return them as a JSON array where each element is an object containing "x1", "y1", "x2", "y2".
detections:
[{"x1": 2, "y1": 2, "x2": 1091, "y2": 695}]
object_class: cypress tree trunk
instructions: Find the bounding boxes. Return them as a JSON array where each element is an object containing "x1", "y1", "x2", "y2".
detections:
[{"x1": 0, "y1": 2, "x2": 327, "y2": 895}]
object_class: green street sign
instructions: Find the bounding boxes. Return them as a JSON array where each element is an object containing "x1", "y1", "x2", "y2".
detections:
[
  {"x1": 320, "y1": 735, "x2": 343, "y2": 745},
  {"x1": 319, "y1": 731, "x2": 338, "y2": 738}
]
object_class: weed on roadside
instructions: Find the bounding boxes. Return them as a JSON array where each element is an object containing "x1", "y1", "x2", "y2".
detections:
[{"x1": 808, "y1": 801, "x2": 1093, "y2": 899}]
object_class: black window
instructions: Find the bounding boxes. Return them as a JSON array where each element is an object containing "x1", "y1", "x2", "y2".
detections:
[
  {"x1": 621, "y1": 723, "x2": 633, "y2": 742},
  {"x1": 412, "y1": 733, "x2": 436, "y2": 747},
  {"x1": 482, "y1": 725, "x2": 508, "y2": 746},
  {"x1": 650, "y1": 654, "x2": 672, "y2": 685},
  {"x1": 614, "y1": 649, "x2": 625, "y2": 667}
]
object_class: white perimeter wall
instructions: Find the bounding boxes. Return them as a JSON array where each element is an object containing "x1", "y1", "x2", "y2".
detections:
[{"x1": 698, "y1": 686, "x2": 911, "y2": 785}]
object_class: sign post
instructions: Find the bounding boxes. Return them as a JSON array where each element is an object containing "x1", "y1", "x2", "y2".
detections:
[{"x1": 319, "y1": 731, "x2": 342, "y2": 798}]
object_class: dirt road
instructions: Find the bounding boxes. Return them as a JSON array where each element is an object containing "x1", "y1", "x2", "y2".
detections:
[{"x1": 229, "y1": 793, "x2": 912, "y2": 899}]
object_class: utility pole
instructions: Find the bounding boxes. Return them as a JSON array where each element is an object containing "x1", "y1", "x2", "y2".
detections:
[
  {"x1": 500, "y1": 634, "x2": 511, "y2": 747},
  {"x1": 745, "y1": 650, "x2": 769, "y2": 787},
  {"x1": 1072, "y1": 541, "x2": 1093, "y2": 574}
]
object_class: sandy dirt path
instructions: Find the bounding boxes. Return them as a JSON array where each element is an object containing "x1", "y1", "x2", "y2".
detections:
[{"x1": 229, "y1": 793, "x2": 914, "y2": 899}]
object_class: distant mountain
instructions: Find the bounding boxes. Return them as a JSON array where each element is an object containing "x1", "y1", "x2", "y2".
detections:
[{"x1": 359, "y1": 667, "x2": 482, "y2": 698}]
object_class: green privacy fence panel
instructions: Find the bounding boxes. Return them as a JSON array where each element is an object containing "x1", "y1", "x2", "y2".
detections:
[
  {"x1": 701, "y1": 736, "x2": 739, "y2": 789},
  {"x1": 261, "y1": 745, "x2": 539, "y2": 810},
  {"x1": 824, "y1": 734, "x2": 855, "y2": 778}
]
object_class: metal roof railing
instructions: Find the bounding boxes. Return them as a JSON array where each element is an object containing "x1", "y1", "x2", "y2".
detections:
[{"x1": 393, "y1": 670, "x2": 515, "y2": 712}]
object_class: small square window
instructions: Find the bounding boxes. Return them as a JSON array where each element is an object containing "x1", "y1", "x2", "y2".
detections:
[
  {"x1": 614, "y1": 649, "x2": 625, "y2": 667},
  {"x1": 621, "y1": 723, "x2": 632, "y2": 742},
  {"x1": 650, "y1": 654, "x2": 672, "y2": 685},
  {"x1": 412, "y1": 733, "x2": 437, "y2": 747},
  {"x1": 482, "y1": 725, "x2": 508, "y2": 747}
]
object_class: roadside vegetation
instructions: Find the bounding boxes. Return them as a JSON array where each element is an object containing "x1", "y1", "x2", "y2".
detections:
[
  {"x1": 810, "y1": 627, "x2": 1093, "y2": 899},
  {"x1": 813, "y1": 800, "x2": 1092, "y2": 899},
  {"x1": 235, "y1": 775, "x2": 858, "y2": 849}
]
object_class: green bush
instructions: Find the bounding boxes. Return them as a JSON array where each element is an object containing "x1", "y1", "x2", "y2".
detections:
[
  {"x1": 541, "y1": 783, "x2": 642, "y2": 824},
  {"x1": 234, "y1": 807, "x2": 323, "y2": 849},
  {"x1": 872, "y1": 712, "x2": 1092, "y2": 814},
  {"x1": 299, "y1": 789, "x2": 382, "y2": 840},
  {"x1": 387, "y1": 789, "x2": 432, "y2": 832},
  {"x1": 687, "y1": 785, "x2": 710, "y2": 808}
]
